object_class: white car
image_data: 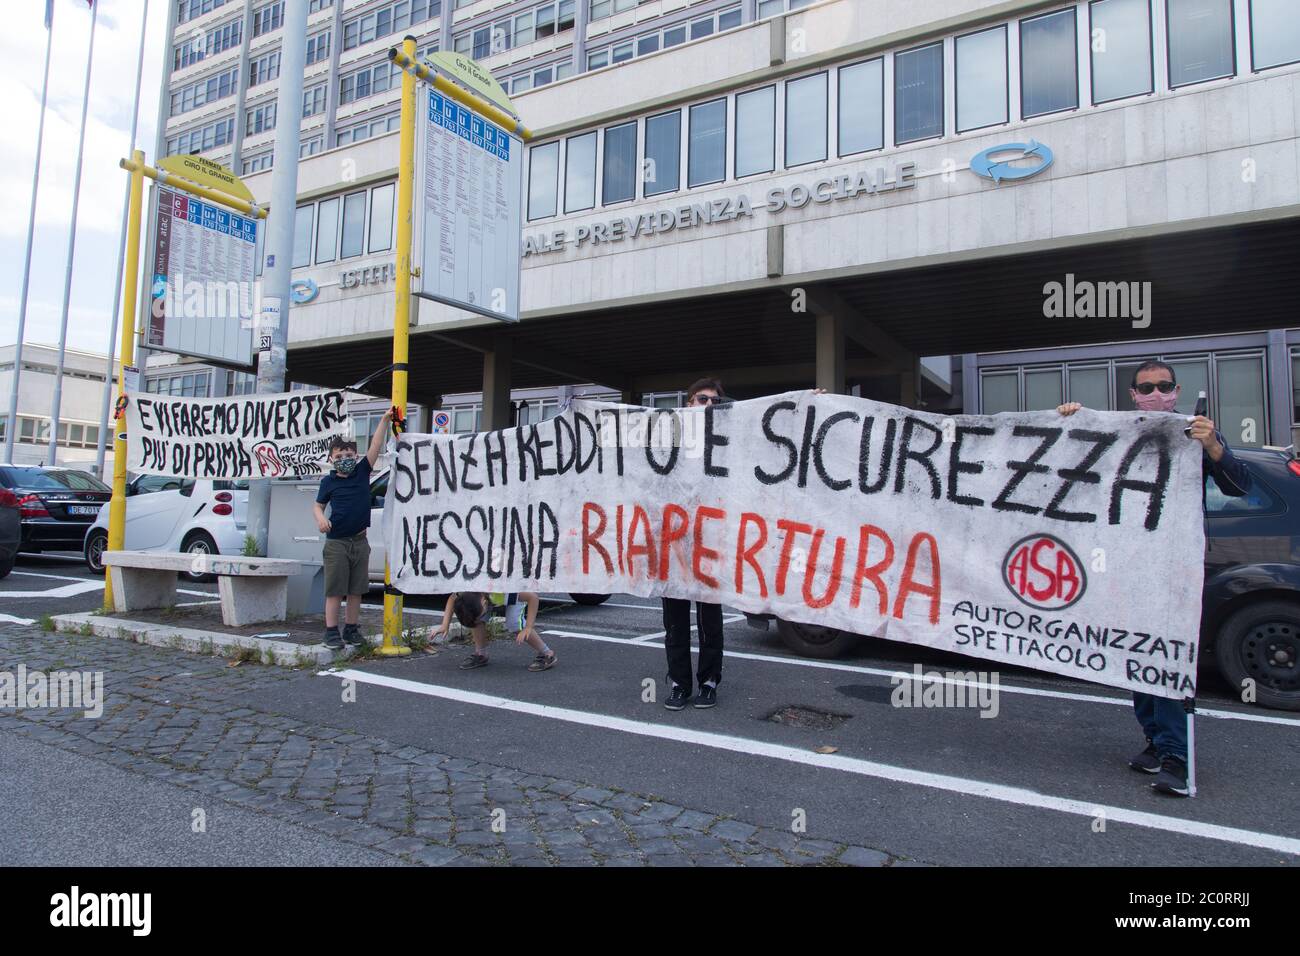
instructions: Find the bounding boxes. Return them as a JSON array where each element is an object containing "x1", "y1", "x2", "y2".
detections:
[{"x1": 83, "y1": 475, "x2": 250, "y2": 582}]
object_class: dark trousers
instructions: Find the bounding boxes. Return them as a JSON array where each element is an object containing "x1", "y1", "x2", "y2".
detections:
[
  {"x1": 662, "y1": 598, "x2": 723, "y2": 690},
  {"x1": 1133, "y1": 692, "x2": 1188, "y2": 760}
]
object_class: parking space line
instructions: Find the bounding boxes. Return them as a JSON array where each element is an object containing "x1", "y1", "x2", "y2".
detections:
[
  {"x1": 320, "y1": 668, "x2": 1300, "y2": 857},
  {"x1": 1, "y1": 580, "x2": 105, "y2": 599},
  {"x1": 0, "y1": 614, "x2": 36, "y2": 626},
  {"x1": 630, "y1": 613, "x2": 746, "y2": 644},
  {"x1": 539, "y1": 627, "x2": 1300, "y2": 728},
  {"x1": 9, "y1": 570, "x2": 92, "y2": 582}
]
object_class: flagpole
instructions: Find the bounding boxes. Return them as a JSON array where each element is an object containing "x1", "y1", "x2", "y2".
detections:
[
  {"x1": 3, "y1": 0, "x2": 56, "y2": 466},
  {"x1": 47, "y1": 0, "x2": 100, "y2": 465},
  {"x1": 95, "y1": 0, "x2": 151, "y2": 479}
]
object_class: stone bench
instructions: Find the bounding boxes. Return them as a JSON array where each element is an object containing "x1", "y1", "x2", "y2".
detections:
[{"x1": 104, "y1": 551, "x2": 303, "y2": 627}]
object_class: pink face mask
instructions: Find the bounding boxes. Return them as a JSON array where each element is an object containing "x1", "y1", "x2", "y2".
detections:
[{"x1": 1131, "y1": 387, "x2": 1179, "y2": 413}]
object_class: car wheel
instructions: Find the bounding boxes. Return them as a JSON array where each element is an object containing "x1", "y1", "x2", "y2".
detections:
[
  {"x1": 0, "y1": 554, "x2": 13, "y2": 580},
  {"x1": 569, "y1": 593, "x2": 610, "y2": 606},
  {"x1": 181, "y1": 531, "x2": 219, "y2": 583},
  {"x1": 84, "y1": 529, "x2": 108, "y2": 575},
  {"x1": 775, "y1": 618, "x2": 857, "y2": 659},
  {"x1": 1214, "y1": 600, "x2": 1300, "y2": 712}
]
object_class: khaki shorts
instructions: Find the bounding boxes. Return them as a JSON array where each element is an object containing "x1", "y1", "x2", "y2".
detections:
[{"x1": 323, "y1": 533, "x2": 370, "y2": 597}]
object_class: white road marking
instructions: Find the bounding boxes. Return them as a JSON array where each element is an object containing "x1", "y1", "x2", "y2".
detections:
[
  {"x1": 0, "y1": 614, "x2": 36, "y2": 625},
  {"x1": 539, "y1": 627, "x2": 1300, "y2": 728},
  {"x1": 0, "y1": 580, "x2": 105, "y2": 599},
  {"x1": 9, "y1": 570, "x2": 92, "y2": 582},
  {"x1": 320, "y1": 668, "x2": 1300, "y2": 857},
  {"x1": 631, "y1": 613, "x2": 745, "y2": 643}
]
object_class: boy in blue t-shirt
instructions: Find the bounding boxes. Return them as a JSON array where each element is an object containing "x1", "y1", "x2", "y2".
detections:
[{"x1": 313, "y1": 411, "x2": 389, "y2": 650}]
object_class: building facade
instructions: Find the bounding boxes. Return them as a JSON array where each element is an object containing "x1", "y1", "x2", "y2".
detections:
[
  {"x1": 0, "y1": 344, "x2": 111, "y2": 469},
  {"x1": 160, "y1": 0, "x2": 1300, "y2": 446}
]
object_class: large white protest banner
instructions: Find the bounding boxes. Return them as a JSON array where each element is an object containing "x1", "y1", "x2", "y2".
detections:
[
  {"x1": 386, "y1": 391, "x2": 1207, "y2": 699},
  {"x1": 126, "y1": 389, "x2": 349, "y2": 480}
]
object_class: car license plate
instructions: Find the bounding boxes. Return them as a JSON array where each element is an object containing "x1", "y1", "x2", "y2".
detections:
[{"x1": 68, "y1": 505, "x2": 99, "y2": 516}]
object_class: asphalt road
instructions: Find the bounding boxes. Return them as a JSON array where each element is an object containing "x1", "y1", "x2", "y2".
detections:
[{"x1": 3, "y1": 550, "x2": 1298, "y2": 866}]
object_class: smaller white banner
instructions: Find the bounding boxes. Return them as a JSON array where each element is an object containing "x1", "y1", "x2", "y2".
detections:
[{"x1": 126, "y1": 389, "x2": 349, "y2": 479}]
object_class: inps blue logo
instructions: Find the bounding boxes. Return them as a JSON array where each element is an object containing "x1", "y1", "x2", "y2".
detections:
[
  {"x1": 970, "y1": 140, "x2": 1053, "y2": 184},
  {"x1": 290, "y1": 278, "x2": 318, "y2": 304}
]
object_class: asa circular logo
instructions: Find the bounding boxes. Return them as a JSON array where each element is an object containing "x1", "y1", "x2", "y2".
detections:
[
  {"x1": 970, "y1": 140, "x2": 1053, "y2": 184},
  {"x1": 1001, "y1": 533, "x2": 1087, "y2": 610}
]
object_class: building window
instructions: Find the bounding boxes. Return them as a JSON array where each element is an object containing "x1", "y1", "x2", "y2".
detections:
[
  {"x1": 588, "y1": 49, "x2": 609, "y2": 70},
  {"x1": 589, "y1": 0, "x2": 635, "y2": 21},
  {"x1": 894, "y1": 42, "x2": 943, "y2": 144},
  {"x1": 300, "y1": 136, "x2": 323, "y2": 158},
  {"x1": 1089, "y1": 0, "x2": 1153, "y2": 103},
  {"x1": 1167, "y1": 0, "x2": 1235, "y2": 87},
  {"x1": 956, "y1": 26, "x2": 1008, "y2": 133},
  {"x1": 302, "y1": 84, "x2": 327, "y2": 118},
  {"x1": 253, "y1": 1, "x2": 284, "y2": 37},
  {"x1": 174, "y1": 18, "x2": 242, "y2": 70},
  {"x1": 242, "y1": 151, "x2": 273, "y2": 174},
  {"x1": 785, "y1": 72, "x2": 827, "y2": 168},
  {"x1": 315, "y1": 197, "x2": 339, "y2": 263},
  {"x1": 688, "y1": 98, "x2": 726, "y2": 188},
  {"x1": 1067, "y1": 366, "x2": 1109, "y2": 409},
  {"x1": 1021, "y1": 8, "x2": 1078, "y2": 118},
  {"x1": 309, "y1": 0, "x2": 333, "y2": 12},
  {"x1": 339, "y1": 62, "x2": 398, "y2": 105},
  {"x1": 178, "y1": 0, "x2": 232, "y2": 26},
  {"x1": 1251, "y1": 0, "x2": 1300, "y2": 70},
  {"x1": 644, "y1": 110, "x2": 680, "y2": 196},
  {"x1": 612, "y1": 40, "x2": 634, "y2": 64},
  {"x1": 169, "y1": 66, "x2": 239, "y2": 117},
  {"x1": 245, "y1": 101, "x2": 277, "y2": 136},
  {"x1": 249, "y1": 50, "x2": 281, "y2": 87},
  {"x1": 166, "y1": 116, "x2": 235, "y2": 156},
  {"x1": 1024, "y1": 368, "x2": 1064, "y2": 410},
  {"x1": 527, "y1": 142, "x2": 559, "y2": 220},
  {"x1": 369, "y1": 183, "x2": 395, "y2": 253},
  {"x1": 1215, "y1": 353, "x2": 1267, "y2": 447},
  {"x1": 981, "y1": 372, "x2": 1019, "y2": 414},
  {"x1": 664, "y1": 25, "x2": 687, "y2": 48},
  {"x1": 145, "y1": 372, "x2": 212, "y2": 397},
  {"x1": 306, "y1": 31, "x2": 331, "y2": 66},
  {"x1": 292, "y1": 205, "x2": 314, "y2": 268},
  {"x1": 735, "y1": 85, "x2": 775, "y2": 178},
  {"x1": 340, "y1": 191, "x2": 366, "y2": 259},
  {"x1": 602, "y1": 122, "x2": 637, "y2": 204},
  {"x1": 719, "y1": 6, "x2": 742, "y2": 30},
  {"x1": 838, "y1": 58, "x2": 884, "y2": 155},
  {"x1": 564, "y1": 132, "x2": 597, "y2": 213},
  {"x1": 690, "y1": 16, "x2": 714, "y2": 40},
  {"x1": 638, "y1": 34, "x2": 660, "y2": 57}
]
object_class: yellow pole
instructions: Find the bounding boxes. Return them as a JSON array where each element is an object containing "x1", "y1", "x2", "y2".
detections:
[
  {"x1": 379, "y1": 35, "x2": 418, "y2": 655},
  {"x1": 103, "y1": 150, "x2": 146, "y2": 612}
]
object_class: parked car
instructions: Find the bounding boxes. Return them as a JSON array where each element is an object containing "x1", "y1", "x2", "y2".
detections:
[
  {"x1": 362, "y1": 470, "x2": 609, "y2": 606},
  {"x1": 0, "y1": 464, "x2": 111, "y2": 555},
  {"x1": 0, "y1": 485, "x2": 20, "y2": 579},
  {"x1": 752, "y1": 447, "x2": 1300, "y2": 712},
  {"x1": 83, "y1": 476, "x2": 250, "y2": 582}
]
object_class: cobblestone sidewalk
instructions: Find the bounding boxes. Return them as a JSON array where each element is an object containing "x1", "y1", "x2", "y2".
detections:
[{"x1": 1, "y1": 625, "x2": 910, "y2": 867}]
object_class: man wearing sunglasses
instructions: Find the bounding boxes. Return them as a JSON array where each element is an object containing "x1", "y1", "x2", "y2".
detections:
[
  {"x1": 662, "y1": 378, "x2": 729, "y2": 711},
  {"x1": 1058, "y1": 360, "x2": 1250, "y2": 796}
]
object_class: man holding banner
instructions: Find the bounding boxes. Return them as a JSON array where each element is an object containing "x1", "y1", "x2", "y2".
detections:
[
  {"x1": 662, "y1": 379, "x2": 729, "y2": 712},
  {"x1": 1059, "y1": 359, "x2": 1251, "y2": 797},
  {"x1": 314, "y1": 410, "x2": 391, "y2": 650}
]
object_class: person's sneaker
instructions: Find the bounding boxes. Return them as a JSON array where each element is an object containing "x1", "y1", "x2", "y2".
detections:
[
  {"x1": 694, "y1": 682, "x2": 718, "y2": 709},
  {"x1": 458, "y1": 653, "x2": 489, "y2": 670},
  {"x1": 527, "y1": 651, "x2": 557, "y2": 672},
  {"x1": 322, "y1": 627, "x2": 344, "y2": 651},
  {"x1": 1128, "y1": 739, "x2": 1161, "y2": 774},
  {"x1": 1152, "y1": 755, "x2": 1190, "y2": 797},
  {"x1": 342, "y1": 623, "x2": 363, "y2": 646},
  {"x1": 664, "y1": 685, "x2": 691, "y2": 711}
]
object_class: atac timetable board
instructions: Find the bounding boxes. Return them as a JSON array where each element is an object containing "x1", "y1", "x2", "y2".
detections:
[
  {"x1": 417, "y1": 88, "x2": 523, "y2": 322},
  {"x1": 148, "y1": 185, "x2": 258, "y2": 365}
]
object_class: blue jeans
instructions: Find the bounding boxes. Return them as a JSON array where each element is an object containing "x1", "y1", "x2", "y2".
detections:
[{"x1": 1133, "y1": 693, "x2": 1187, "y2": 761}]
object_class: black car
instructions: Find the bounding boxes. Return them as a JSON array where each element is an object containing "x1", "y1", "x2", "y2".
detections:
[
  {"x1": 0, "y1": 485, "x2": 19, "y2": 579},
  {"x1": 762, "y1": 447, "x2": 1300, "y2": 712},
  {"x1": 0, "y1": 465, "x2": 112, "y2": 554}
]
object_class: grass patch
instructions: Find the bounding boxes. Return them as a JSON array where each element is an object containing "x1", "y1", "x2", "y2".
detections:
[{"x1": 38, "y1": 614, "x2": 56, "y2": 632}]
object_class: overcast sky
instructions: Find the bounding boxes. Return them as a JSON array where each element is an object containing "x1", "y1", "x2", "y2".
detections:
[{"x1": 0, "y1": 0, "x2": 172, "y2": 360}]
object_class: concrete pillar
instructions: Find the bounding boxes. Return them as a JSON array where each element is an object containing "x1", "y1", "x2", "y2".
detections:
[
  {"x1": 898, "y1": 360, "x2": 919, "y2": 409},
  {"x1": 619, "y1": 386, "x2": 639, "y2": 405},
  {"x1": 815, "y1": 311, "x2": 845, "y2": 394},
  {"x1": 481, "y1": 336, "x2": 513, "y2": 429}
]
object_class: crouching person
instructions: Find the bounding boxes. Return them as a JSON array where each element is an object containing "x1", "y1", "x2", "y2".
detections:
[
  {"x1": 433, "y1": 591, "x2": 556, "y2": 672},
  {"x1": 313, "y1": 411, "x2": 389, "y2": 650}
]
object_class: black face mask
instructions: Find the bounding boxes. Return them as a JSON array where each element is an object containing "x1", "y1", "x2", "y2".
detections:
[{"x1": 334, "y1": 457, "x2": 358, "y2": 477}]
